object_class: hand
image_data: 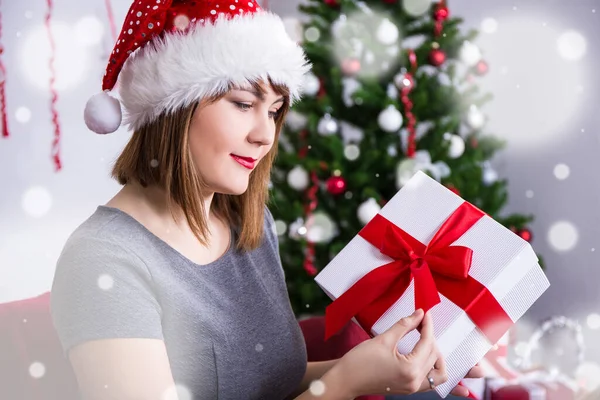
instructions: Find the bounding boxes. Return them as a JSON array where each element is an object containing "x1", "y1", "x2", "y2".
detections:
[
  {"x1": 447, "y1": 364, "x2": 485, "y2": 397},
  {"x1": 332, "y1": 309, "x2": 448, "y2": 398}
]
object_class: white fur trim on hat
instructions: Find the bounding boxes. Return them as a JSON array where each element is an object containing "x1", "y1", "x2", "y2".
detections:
[{"x1": 118, "y1": 11, "x2": 311, "y2": 132}]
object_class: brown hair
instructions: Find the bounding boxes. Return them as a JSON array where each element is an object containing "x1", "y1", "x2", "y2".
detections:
[{"x1": 111, "y1": 79, "x2": 290, "y2": 251}]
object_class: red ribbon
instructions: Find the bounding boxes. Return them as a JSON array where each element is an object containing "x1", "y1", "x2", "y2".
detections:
[{"x1": 324, "y1": 202, "x2": 513, "y2": 344}]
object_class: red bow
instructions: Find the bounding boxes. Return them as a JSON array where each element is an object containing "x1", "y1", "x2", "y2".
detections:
[{"x1": 324, "y1": 202, "x2": 513, "y2": 343}]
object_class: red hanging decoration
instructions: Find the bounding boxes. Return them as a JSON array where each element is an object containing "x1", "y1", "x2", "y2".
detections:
[
  {"x1": 433, "y1": 0, "x2": 448, "y2": 37},
  {"x1": 400, "y1": 49, "x2": 418, "y2": 157},
  {"x1": 45, "y1": 0, "x2": 62, "y2": 171},
  {"x1": 518, "y1": 228, "x2": 532, "y2": 242},
  {"x1": 303, "y1": 170, "x2": 320, "y2": 277},
  {"x1": 0, "y1": 0, "x2": 9, "y2": 138},
  {"x1": 104, "y1": 0, "x2": 118, "y2": 42}
]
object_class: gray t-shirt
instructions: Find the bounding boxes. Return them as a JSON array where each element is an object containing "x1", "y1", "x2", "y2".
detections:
[{"x1": 50, "y1": 205, "x2": 307, "y2": 400}]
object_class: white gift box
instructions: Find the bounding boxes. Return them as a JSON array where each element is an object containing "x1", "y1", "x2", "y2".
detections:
[{"x1": 315, "y1": 171, "x2": 550, "y2": 398}]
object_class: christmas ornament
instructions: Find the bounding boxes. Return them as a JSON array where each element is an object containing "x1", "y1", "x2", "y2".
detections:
[
  {"x1": 273, "y1": 220, "x2": 287, "y2": 236},
  {"x1": 301, "y1": 72, "x2": 321, "y2": 96},
  {"x1": 0, "y1": 4, "x2": 8, "y2": 138},
  {"x1": 466, "y1": 105, "x2": 485, "y2": 129},
  {"x1": 395, "y1": 158, "x2": 418, "y2": 189},
  {"x1": 324, "y1": 0, "x2": 339, "y2": 6},
  {"x1": 445, "y1": 133, "x2": 465, "y2": 158},
  {"x1": 326, "y1": 176, "x2": 346, "y2": 195},
  {"x1": 376, "y1": 18, "x2": 399, "y2": 45},
  {"x1": 306, "y1": 211, "x2": 337, "y2": 243},
  {"x1": 386, "y1": 83, "x2": 398, "y2": 99},
  {"x1": 341, "y1": 77, "x2": 361, "y2": 107},
  {"x1": 343, "y1": 144, "x2": 360, "y2": 161},
  {"x1": 432, "y1": 0, "x2": 449, "y2": 36},
  {"x1": 287, "y1": 165, "x2": 310, "y2": 190},
  {"x1": 433, "y1": 2, "x2": 450, "y2": 21},
  {"x1": 393, "y1": 71, "x2": 415, "y2": 90},
  {"x1": 285, "y1": 110, "x2": 308, "y2": 131},
  {"x1": 45, "y1": 0, "x2": 62, "y2": 170},
  {"x1": 289, "y1": 218, "x2": 306, "y2": 240},
  {"x1": 341, "y1": 58, "x2": 361, "y2": 76},
  {"x1": 339, "y1": 121, "x2": 364, "y2": 144},
  {"x1": 429, "y1": 48, "x2": 446, "y2": 66},
  {"x1": 475, "y1": 59, "x2": 489, "y2": 76},
  {"x1": 459, "y1": 40, "x2": 482, "y2": 67},
  {"x1": 400, "y1": 49, "x2": 419, "y2": 156},
  {"x1": 378, "y1": 105, "x2": 403, "y2": 133},
  {"x1": 446, "y1": 184, "x2": 460, "y2": 196},
  {"x1": 317, "y1": 114, "x2": 339, "y2": 136},
  {"x1": 518, "y1": 228, "x2": 532, "y2": 242},
  {"x1": 482, "y1": 166, "x2": 498, "y2": 185},
  {"x1": 84, "y1": 0, "x2": 309, "y2": 136},
  {"x1": 402, "y1": 0, "x2": 432, "y2": 17},
  {"x1": 357, "y1": 198, "x2": 381, "y2": 225}
]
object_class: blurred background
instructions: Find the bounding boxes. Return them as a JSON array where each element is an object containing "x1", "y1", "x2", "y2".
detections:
[{"x1": 0, "y1": 0, "x2": 599, "y2": 398}]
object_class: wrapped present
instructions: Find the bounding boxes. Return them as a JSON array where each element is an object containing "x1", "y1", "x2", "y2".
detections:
[
  {"x1": 314, "y1": 171, "x2": 550, "y2": 398},
  {"x1": 487, "y1": 378, "x2": 545, "y2": 400}
]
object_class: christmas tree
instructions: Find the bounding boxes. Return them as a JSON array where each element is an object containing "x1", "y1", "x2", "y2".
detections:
[{"x1": 269, "y1": 0, "x2": 539, "y2": 317}]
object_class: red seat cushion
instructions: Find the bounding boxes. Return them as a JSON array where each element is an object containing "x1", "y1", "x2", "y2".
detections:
[{"x1": 299, "y1": 316, "x2": 385, "y2": 400}]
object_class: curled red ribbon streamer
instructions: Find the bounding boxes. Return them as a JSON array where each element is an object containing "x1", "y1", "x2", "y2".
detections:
[{"x1": 324, "y1": 202, "x2": 513, "y2": 344}]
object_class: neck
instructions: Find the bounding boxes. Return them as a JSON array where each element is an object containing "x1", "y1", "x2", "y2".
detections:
[{"x1": 124, "y1": 180, "x2": 214, "y2": 225}]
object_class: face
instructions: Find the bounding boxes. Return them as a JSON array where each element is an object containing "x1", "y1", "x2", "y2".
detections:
[{"x1": 188, "y1": 82, "x2": 285, "y2": 195}]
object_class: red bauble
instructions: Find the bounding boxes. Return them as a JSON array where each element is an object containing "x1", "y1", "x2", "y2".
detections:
[
  {"x1": 429, "y1": 49, "x2": 446, "y2": 66},
  {"x1": 433, "y1": 4, "x2": 450, "y2": 21},
  {"x1": 445, "y1": 184, "x2": 460, "y2": 196},
  {"x1": 326, "y1": 176, "x2": 347, "y2": 195},
  {"x1": 518, "y1": 228, "x2": 533, "y2": 242},
  {"x1": 475, "y1": 60, "x2": 489, "y2": 76},
  {"x1": 324, "y1": 0, "x2": 339, "y2": 6},
  {"x1": 382, "y1": 0, "x2": 397, "y2": 3}
]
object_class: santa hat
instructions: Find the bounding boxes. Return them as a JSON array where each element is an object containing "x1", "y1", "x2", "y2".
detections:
[{"x1": 84, "y1": 0, "x2": 311, "y2": 134}]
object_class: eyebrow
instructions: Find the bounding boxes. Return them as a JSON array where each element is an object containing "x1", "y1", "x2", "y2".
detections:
[{"x1": 237, "y1": 88, "x2": 285, "y2": 104}]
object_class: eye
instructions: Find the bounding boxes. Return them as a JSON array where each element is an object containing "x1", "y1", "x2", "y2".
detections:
[
  {"x1": 233, "y1": 101, "x2": 252, "y2": 111},
  {"x1": 269, "y1": 109, "x2": 282, "y2": 119}
]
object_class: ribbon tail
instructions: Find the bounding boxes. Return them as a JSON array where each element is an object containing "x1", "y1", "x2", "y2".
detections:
[
  {"x1": 413, "y1": 261, "x2": 441, "y2": 312},
  {"x1": 357, "y1": 271, "x2": 413, "y2": 333},
  {"x1": 324, "y1": 262, "x2": 405, "y2": 340}
]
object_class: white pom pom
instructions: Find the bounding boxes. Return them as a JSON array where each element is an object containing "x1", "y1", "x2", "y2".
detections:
[{"x1": 84, "y1": 91, "x2": 122, "y2": 134}]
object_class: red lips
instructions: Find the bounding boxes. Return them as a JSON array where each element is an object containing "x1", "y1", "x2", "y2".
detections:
[{"x1": 231, "y1": 154, "x2": 257, "y2": 170}]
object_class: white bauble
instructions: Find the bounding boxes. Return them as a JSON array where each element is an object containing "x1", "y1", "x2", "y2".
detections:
[
  {"x1": 395, "y1": 158, "x2": 418, "y2": 189},
  {"x1": 376, "y1": 18, "x2": 399, "y2": 45},
  {"x1": 378, "y1": 105, "x2": 403, "y2": 133},
  {"x1": 446, "y1": 134, "x2": 465, "y2": 158},
  {"x1": 344, "y1": 144, "x2": 360, "y2": 161},
  {"x1": 306, "y1": 212, "x2": 337, "y2": 243},
  {"x1": 459, "y1": 41, "x2": 482, "y2": 67},
  {"x1": 317, "y1": 114, "x2": 339, "y2": 136},
  {"x1": 357, "y1": 198, "x2": 381, "y2": 225},
  {"x1": 342, "y1": 77, "x2": 361, "y2": 107},
  {"x1": 301, "y1": 72, "x2": 320, "y2": 96},
  {"x1": 285, "y1": 110, "x2": 308, "y2": 131},
  {"x1": 482, "y1": 168, "x2": 498, "y2": 185},
  {"x1": 287, "y1": 166, "x2": 309, "y2": 190},
  {"x1": 466, "y1": 105, "x2": 485, "y2": 129}
]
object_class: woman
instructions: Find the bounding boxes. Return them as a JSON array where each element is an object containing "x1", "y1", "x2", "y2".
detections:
[{"x1": 50, "y1": 1, "x2": 482, "y2": 399}]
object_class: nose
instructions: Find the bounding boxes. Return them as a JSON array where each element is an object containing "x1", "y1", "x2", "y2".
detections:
[{"x1": 247, "y1": 113, "x2": 275, "y2": 147}]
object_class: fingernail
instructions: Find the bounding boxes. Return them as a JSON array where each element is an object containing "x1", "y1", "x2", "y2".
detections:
[{"x1": 412, "y1": 308, "x2": 423, "y2": 317}]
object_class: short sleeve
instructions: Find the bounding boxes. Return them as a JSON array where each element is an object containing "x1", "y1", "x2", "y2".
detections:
[{"x1": 50, "y1": 236, "x2": 163, "y2": 356}]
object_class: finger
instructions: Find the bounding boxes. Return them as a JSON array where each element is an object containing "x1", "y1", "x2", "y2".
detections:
[
  {"x1": 387, "y1": 308, "x2": 424, "y2": 339},
  {"x1": 418, "y1": 367, "x2": 447, "y2": 392},
  {"x1": 450, "y1": 385, "x2": 470, "y2": 397},
  {"x1": 464, "y1": 365, "x2": 485, "y2": 379},
  {"x1": 407, "y1": 311, "x2": 435, "y2": 365},
  {"x1": 433, "y1": 349, "x2": 447, "y2": 382}
]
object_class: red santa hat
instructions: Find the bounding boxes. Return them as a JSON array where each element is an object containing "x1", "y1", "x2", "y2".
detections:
[{"x1": 84, "y1": 0, "x2": 311, "y2": 134}]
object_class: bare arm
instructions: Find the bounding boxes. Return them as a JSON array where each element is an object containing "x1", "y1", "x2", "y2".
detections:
[
  {"x1": 68, "y1": 338, "x2": 178, "y2": 400},
  {"x1": 294, "y1": 363, "x2": 355, "y2": 400}
]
